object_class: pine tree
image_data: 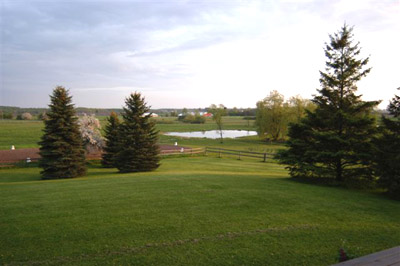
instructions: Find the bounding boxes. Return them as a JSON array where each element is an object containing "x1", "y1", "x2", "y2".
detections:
[
  {"x1": 373, "y1": 90, "x2": 400, "y2": 199},
  {"x1": 278, "y1": 25, "x2": 379, "y2": 182},
  {"x1": 39, "y1": 86, "x2": 86, "y2": 179},
  {"x1": 115, "y1": 92, "x2": 160, "y2": 172},
  {"x1": 101, "y1": 112, "x2": 120, "y2": 168}
]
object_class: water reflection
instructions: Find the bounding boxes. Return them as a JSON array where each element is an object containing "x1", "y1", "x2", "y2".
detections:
[{"x1": 164, "y1": 130, "x2": 257, "y2": 139}]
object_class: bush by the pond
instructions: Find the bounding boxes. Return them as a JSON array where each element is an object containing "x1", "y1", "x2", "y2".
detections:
[{"x1": 179, "y1": 113, "x2": 206, "y2": 124}]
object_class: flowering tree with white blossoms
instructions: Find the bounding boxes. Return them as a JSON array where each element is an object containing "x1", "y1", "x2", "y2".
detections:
[{"x1": 78, "y1": 114, "x2": 104, "y2": 153}]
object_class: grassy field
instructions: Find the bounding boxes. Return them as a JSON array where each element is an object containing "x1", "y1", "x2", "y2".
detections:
[
  {"x1": 0, "y1": 120, "x2": 44, "y2": 150},
  {"x1": 0, "y1": 117, "x2": 258, "y2": 150},
  {"x1": 1, "y1": 157, "x2": 400, "y2": 265},
  {"x1": 1, "y1": 117, "x2": 399, "y2": 265}
]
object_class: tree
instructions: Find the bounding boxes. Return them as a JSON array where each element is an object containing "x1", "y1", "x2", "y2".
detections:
[
  {"x1": 278, "y1": 25, "x2": 379, "y2": 182},
  {"x1": 38, "y1": 112, "x2": 48, "y2": 121},
  {"x1": 39, "y1": 86, "x2": 86, "y2": 179},
  {"x1": 2, "y1": 112, "x2": 13, "y2": 119},
  {"x1": 21, "y1": 112, "x2": 33, "y2": 120},
  {"x1": 209, "y1": 104, "x2": 227, "y2": 143},
  {"x1": 78, "y1": 114, "x2": 104, "y2": 153},
  {"x1": 115, "y1": 92, "x2": 160, "y2": 172},
  {"x1": 101, "y1": 112, "x2": 120, "y2": 168},
  {"x1": 288, "y1": 96, "x2": 315, "y2": 123},
  {"x1": 387, "y1": 90, "x2": 400, "y2": 117},
  {"x1": 373, "y1": 89, "x2": 400, "y2": 199},
  {"x1": 255, "y1": 90, "x2": 288, "y2": 141}
]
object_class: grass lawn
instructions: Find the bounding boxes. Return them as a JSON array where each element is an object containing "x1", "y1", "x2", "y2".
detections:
[
  {"x1": 1, "y1": 156, "x2": 400, "y2": 265},
  {"x1": 0, "y1": 117, "x2": 256, "y2": 150},
  {"x1": 0, "y1": 120, "x2": 44, "y2": 150}
]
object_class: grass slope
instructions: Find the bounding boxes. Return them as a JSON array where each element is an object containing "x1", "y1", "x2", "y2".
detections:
[{"x1": 1, "y1": 157, "x2": 399, "y2": 265}]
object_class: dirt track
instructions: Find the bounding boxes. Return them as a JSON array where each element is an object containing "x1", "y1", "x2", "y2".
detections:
[{"x1": 0, "y1": 145, "x2": 186, "y2": 163}]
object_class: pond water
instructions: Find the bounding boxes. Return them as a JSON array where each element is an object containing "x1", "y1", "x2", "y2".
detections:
[{"x1": 164, "y1": 130, "x2": 258, "y2": 139}]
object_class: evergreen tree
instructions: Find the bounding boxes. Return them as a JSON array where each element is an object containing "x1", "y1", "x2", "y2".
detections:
[
  {"x1": 101, "y1": 112, "x2": 120, "y2": 168},
  {"x1": 373, "y1": 90, "x2": 400, "y2": 199},
  {"x1": 278, "y1": 25, "x2": 379, "y2": 182},
  {"x1": 115, "y1": 92, "x2": 160, "y2": 172},
  {"x1": 39, "y1": 86, "x2": 86, "y2": 179}
]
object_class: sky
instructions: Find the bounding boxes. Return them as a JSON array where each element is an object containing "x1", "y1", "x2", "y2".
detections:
[{"x1": 1, "y1": 0, "x2": 399, "y2": 109}]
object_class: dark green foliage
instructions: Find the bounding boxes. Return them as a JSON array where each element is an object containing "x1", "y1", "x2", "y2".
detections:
[
  {"x1": 278, "y1": 25, "x2": 379, "y2": 182},
  {"x1": 388, "y1": 92, "x2": 400, "y2": 117},
  {"x1": 101, "y1": 112, "x2": 120, "y2": 168},
  {"x1": 115, "y1": 92, "x2": 160, "y2": 173},
  {"x1": 373, "y1": 92, "x2": 400, "y2": 199},
  {"x1": 1, "y1": 112, "x2": 14, "y2": 119},
  {"x1": 38, "y1": 86, "x2": 86, "y2": 179}
]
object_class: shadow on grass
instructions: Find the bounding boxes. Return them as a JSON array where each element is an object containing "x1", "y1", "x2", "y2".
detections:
[{"x1": 282, "y1": 176, "x2": 388, "y2": 197}]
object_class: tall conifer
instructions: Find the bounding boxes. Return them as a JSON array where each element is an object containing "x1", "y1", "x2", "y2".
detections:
[
  {"x1": 373, "y1": 90, "x2": 400, "y2": 198},
  {"x1": 278, "y1": 25, "x2": 379, "y2": 182},
  {"x1": 39, "y1": 86, "x2": 86, "y2": 179},
  {"x1": 101, "y1": 111, "x2": 120, "y2": 168},
  {"x1": 115, "y1": 92, "x2": 160, "y2": 172}
]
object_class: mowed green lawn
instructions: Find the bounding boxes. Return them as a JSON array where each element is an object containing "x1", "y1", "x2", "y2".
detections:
[
  {"x1": 1, "y1": 157, "x2": 400, "y2": 265},
  {"x1": 0, "y1": 117, "x2": 256, "y2": 150},
  {"x1": 0, "y1": 120, "x2": 44, "y2": 150}
]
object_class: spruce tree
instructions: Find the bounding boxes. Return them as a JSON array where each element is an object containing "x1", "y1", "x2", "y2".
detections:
[
  {"x1": 39, "y1": 86, "x2": 86, "y2": 179},
  {"x1": 115, "y1": 92, "x2": 160, "y2": 173},
  {"x1": 373, "y1": 91, "x2": 400, "y2": 199},
  {"x1": 101, "y1": 111, "x2": 120, "y2": 168},
  {"x1": 278, "y1": 25, "x2": 379, "y2": 182}
]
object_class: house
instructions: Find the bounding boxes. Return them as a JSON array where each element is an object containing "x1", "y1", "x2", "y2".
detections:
[{"x1": 143, "y1": 113, "x2": 159, "y2": 117}]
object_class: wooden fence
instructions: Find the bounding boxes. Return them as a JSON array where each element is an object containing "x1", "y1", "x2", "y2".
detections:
[
  {"x1": 160, "y1": 147, "x2": 205, "y2": 156},
  {"x1": 205, "y1": 147, "x2": 275, "y2": 162}
]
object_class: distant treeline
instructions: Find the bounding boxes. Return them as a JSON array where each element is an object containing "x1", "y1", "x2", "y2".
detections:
[
  {"x1": 0, "y1": 106, "x2": 257, "y2": 119},
  {"x1": 0, "y1": 106, "x2": 122, "y2": 117}
]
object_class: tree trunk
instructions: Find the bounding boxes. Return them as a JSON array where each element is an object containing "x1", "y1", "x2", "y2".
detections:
[{"x1": 219, "y1": 125, "x2": 223, "y2": 143}]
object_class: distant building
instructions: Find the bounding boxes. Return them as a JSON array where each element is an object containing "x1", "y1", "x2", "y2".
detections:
[
  {"x1": 143, "y1": 113, "x2": 159, "y2": 117},
  {"x1": 203, "y1": 113, "x2": 213, "y2": 117}
]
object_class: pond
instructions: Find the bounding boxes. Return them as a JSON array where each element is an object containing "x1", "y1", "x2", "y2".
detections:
[{"x1": 164, "y1": 130, "x2": 258, "y2": 139}]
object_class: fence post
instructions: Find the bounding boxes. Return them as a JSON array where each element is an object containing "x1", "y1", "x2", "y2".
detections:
[
  {"x1": 205, "y1": 147, "x2": 207, "y2": 156},
  {"x1": 219, "y1": 148, "x2": 221, "y2": 158},
  {"x1": 238, "y1": 151, "x2": 241, "y2": 160},
  {"x1": 263, "y1": 153, "x2": 267, "y2": 162}
]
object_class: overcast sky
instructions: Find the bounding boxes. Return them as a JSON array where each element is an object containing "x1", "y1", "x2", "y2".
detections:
[{"x1": 1, "y1": 0, "x2": 399, "y2": 109}]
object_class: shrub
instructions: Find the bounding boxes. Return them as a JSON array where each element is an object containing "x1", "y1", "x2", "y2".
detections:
[
  {"x1": 181, "y1": 113, "x2": 206, "y2": 124},
  {"x1": 2, "y1": 112, "x2": 14, "y2": 119},
  {"x1": 21, "y1": 112, "x2": 33, "y2": 120}
]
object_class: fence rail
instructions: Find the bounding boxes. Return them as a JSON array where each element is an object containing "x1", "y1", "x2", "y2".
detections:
[
  {"x1": 11, "y1": 147, "x2": 275, "y2": 163},
  {"x1": 205, "y1": 147, "x2": 275, "y2": 162},
  {"x1": 160, "y1": 147, "x2": 205, "y2": 156}
]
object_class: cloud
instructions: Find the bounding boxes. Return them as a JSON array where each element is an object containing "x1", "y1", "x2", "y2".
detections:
[{"x1": 1, "y1": 0, "x2": 399, "y2": 108}]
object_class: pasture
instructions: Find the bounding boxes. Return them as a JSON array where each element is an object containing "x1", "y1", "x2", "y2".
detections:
[
  {"x1": 0, "y1": 116, "x2": 257, "y2": 150},
  {"x1": 1, "y1": 117, "x2": 399, "y2": 265}
]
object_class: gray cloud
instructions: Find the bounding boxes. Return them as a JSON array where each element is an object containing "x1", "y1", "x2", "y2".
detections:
[
  {"x1": 1, "y1": 0, "x2": 259, "y2": 106},
  {"x1": 1, "y1": 0, "x2": 399, "y2": 108}
]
